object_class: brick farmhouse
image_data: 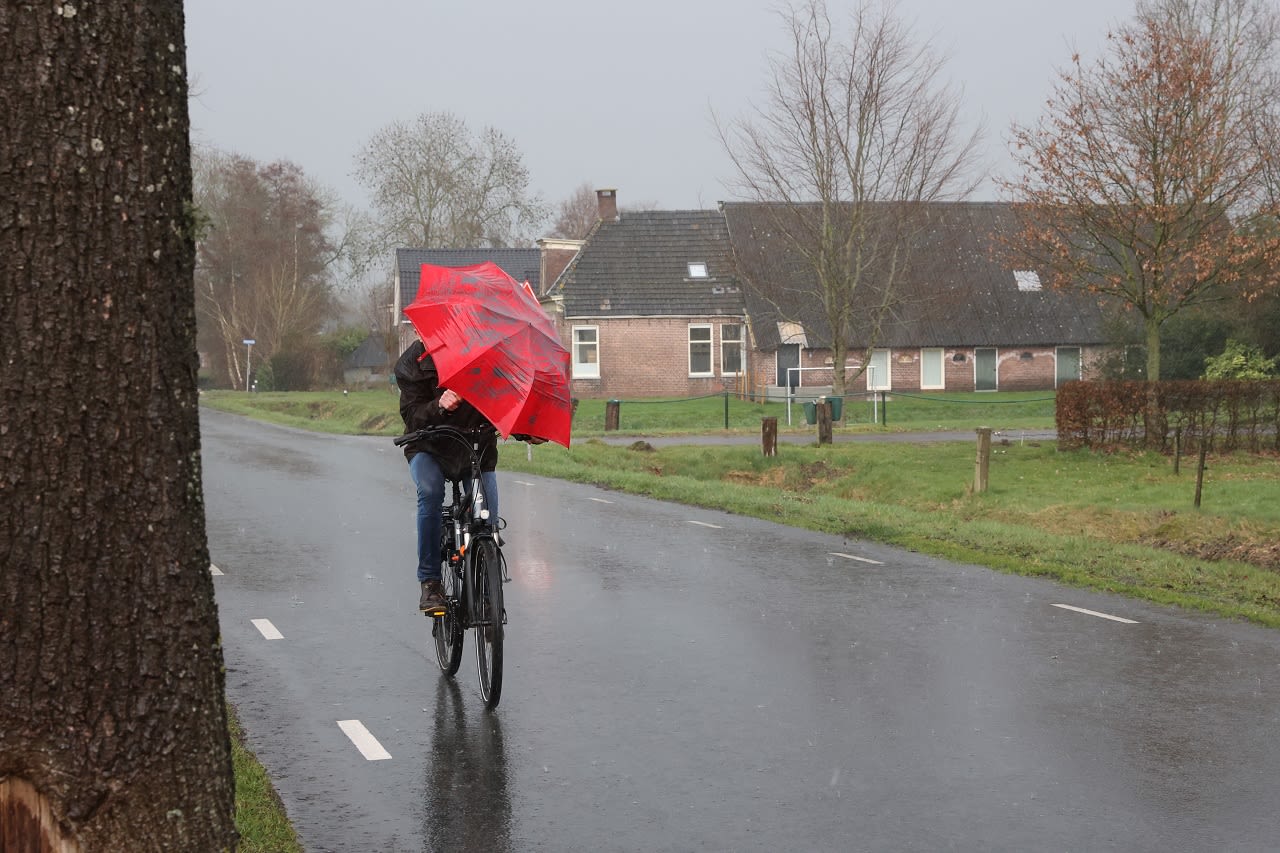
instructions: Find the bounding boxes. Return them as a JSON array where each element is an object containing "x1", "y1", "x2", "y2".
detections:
[
  {"x1": 393, "y1": 190, "x2": 1114, "y2": 400},
  {"x1": 546, "y1": 192, "x2": 1110, "y2": 399}
]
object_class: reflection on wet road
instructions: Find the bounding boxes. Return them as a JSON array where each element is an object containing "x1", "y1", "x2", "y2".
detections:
[{"x1": 203, "y1": 409, "x2": 1280, "y2": 852}]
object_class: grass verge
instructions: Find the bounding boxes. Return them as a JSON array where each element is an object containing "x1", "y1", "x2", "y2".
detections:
[
  {"x1": 498, "y1": 438, "x2": 1280, "y2": 628},
  {"x1": 229, "y1": 705, "x2": 303, "y2": 852},
  {"x1": 200, "y1": 391, "x2": 1280, "y2": 626},
  {"x1": 199, "y1": 388, "x2": 1059, "y2": 436}
]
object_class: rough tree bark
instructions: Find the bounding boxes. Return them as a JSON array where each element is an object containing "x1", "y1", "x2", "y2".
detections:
[{"x1": 0, "y1": 2, "x2": 236, "y2": 850}]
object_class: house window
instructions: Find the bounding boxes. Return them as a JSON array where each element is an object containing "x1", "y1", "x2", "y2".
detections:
[
  {"x1": 689, "y1": 325, "x2": 713, "y2": 377},
  {"x1": 573, "y1": 326, "x2": 599, "y2": 379},
  {"x1": 920, "y1": 348, "x2": 944, "y2": 389},
  {"x1": 688, "y1": 262, "x2": 708, "y2": 278},
  {"x1": 867, "y1": 348, "x2": 891, "y2": 390},
  {"x1": 721, "y1": 323, "x2": 743, "y2": 376}
]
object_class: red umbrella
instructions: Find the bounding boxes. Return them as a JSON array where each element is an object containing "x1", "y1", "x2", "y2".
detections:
[{"x1": 404, "y1": 262, "x2": 573, "y2": 447}]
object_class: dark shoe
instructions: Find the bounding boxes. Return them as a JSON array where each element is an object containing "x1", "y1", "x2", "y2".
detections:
[{"x1": 419, "y1": 580, "x2": 446, "y2": 615}]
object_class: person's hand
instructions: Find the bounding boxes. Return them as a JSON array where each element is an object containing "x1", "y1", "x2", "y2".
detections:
[
  {"x1": 439, "y1": 389, "x2": 462, "y2": 411},
  {"x1": 513, "y1": 433, "x2": 548, "y2": 445}
]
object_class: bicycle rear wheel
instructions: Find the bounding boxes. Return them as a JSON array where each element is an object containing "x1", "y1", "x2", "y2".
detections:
[
  {"x1": 432, "y1": 564, "x2": 463, "y2": 675},
  {"x1": 473, "y1": 539, "x2": 504, "y2": 709}
]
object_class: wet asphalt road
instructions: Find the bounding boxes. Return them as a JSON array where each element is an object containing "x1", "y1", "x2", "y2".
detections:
[{"x1": 201, "y1": 409, "x2": 1280, "y2": 852}]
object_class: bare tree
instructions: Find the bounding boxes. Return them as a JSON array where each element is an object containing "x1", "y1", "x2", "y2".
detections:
[
  {"x1": 549, "y1": 182, "x2": 600, "y2": 239},
  {"x1": 354, "y1": 111, "x2": 548, "y2": 254},
  {"x1": 0, "y1": 1, "x2": 235, "y2": 849},
  {"x1": 718, "y1": 0, "x2": 982, "y2": 396},
  {"x1": 1002, "y1": 0, "x2": 1280, "y2": 381},
  {"x1": 355, "y1": 277, "x2": 401, "y2": 371},
  {"x1": 193, "y1": 148, "x2": 340, "y2": 388}
]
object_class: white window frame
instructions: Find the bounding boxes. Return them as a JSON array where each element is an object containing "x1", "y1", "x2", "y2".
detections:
[
  {"x1": 867, "y1": 348, "x2": 891, "y2": 390},
  {"x1": 920, "y1": 348, "x2": 945, "y2": 390},
  {"x1": 689, "y1": 324, "x2": 714, "y2": 377},
  {"x1": 572, "y1": 325, "x2": 600, "y2": 379},
  {"x1": 687, "y1": 262, "x2": 708, "y2": 279},
  {"x1": 720, "y1": 323, "x2": 743, "y2": 376}
]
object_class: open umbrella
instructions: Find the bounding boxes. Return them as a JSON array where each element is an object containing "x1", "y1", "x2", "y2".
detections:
[{"x1": 404, "y1": 262, "x2": 573, "y2": 447}]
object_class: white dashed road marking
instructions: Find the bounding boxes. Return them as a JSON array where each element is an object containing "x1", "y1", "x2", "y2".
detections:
[
  {"x1": 830, "y1": 552, "x2": 884, "y2": 565},
  {"x1": 688, "y1": 520, "x2": 722, "y2": 529},
  {"x1": 514, "y1": 480, "x2": 536, "y2": 486},
  {"x1": 1051, "y1": 603, "x2": 1138, "y2": 624},
  {"x1": 338, "y1": 720, "x2": 392, "y2": 761},
  {"x1": 589, "y1": 497, "x2": 614, "y2": 504},
  {"x1": 210, "y1": 564, "x2": 224, "y2": 576},
  {"x1": 251, "y1": 618, "x2": 284, "y2": 640}
]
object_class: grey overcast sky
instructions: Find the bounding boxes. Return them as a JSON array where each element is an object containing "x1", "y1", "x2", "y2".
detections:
[{"x1": 184, "y1": 0, "x2": 1129, "y2": 215}]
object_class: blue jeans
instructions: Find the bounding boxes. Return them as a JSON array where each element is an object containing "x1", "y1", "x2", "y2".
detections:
[{"x1": 409, "y1": 453, "x2": 499, "y2": 583}]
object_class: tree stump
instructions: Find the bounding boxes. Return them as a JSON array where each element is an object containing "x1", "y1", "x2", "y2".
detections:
[{"x1": 761, "y1": 416, "x2": 778, "y2": 457}]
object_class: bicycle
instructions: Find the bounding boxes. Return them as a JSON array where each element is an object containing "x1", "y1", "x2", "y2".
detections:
[{"x1": 394, "y1": 425, "x2": 506, "y2": 709}]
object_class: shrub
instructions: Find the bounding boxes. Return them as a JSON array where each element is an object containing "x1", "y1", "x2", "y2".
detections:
[{"x1": 1203, "y1": 340, "x2": 1278, "y2": 380}]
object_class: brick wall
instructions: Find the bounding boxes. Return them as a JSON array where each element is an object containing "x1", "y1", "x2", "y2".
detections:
[
  {"x1": 552, "y1": 306, "x2": 1112, "y2": 398},
  {"x1": 566, "y1": 316, "x2": 749, "y2": 399},
  {"x1": 995, "y1": 347, "x2": 1055, "y2": 391},
  {"x1": 742, "y1": 345, "x2": 1106, "y2": 394}
]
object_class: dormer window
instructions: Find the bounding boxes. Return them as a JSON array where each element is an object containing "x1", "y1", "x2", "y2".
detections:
[
  {"x1": 688, "y1": 262, "x2": 708, "y2": 278},
  {"x1": 1014, "y1": 270, "x2": 1042, "y2": 292}
]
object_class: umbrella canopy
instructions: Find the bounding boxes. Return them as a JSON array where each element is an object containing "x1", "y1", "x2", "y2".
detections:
[{"x1": 404, "y1": 262, "x2": 573, "y2": 447}]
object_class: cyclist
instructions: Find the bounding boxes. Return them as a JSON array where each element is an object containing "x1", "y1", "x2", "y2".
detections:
[{"x1": 394, "y1": 337, "x2": 543, "y2": 614}]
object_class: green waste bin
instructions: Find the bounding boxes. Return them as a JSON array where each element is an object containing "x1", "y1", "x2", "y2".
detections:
[
  {"x1": 828, "y1": 395, "x2": 843, "y2": 421},
  {"x1": 802, "y1": 401, "x2": 817, "y2": 424}
]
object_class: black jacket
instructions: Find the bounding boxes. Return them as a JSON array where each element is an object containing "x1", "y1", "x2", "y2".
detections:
[{"x1": 394, "y1": 340, "x2": 498, "y2": 480}]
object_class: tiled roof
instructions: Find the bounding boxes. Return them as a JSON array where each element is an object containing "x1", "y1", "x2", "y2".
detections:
[
  {"x1": 396, "y1": 248, "x2": 541, "y2": 310},
  {"x1": 554, "y1": 211, "x2": 746, "y2": 318},
  {"x1": 722, "y1": 201, "x2": 1109, "y2": 350}
]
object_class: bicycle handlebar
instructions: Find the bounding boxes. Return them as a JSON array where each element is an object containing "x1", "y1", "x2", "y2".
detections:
[{"x1": 393, "y1": 424, "x2": 496, "y2": 448}]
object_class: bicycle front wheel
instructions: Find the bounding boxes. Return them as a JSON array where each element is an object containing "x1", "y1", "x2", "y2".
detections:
[
  {"x1": 433, "y1": 564, "x2": 463, "y2": 676},
  {"x1": 473, "y1": 539, "x2": 504, "y2": 709}
]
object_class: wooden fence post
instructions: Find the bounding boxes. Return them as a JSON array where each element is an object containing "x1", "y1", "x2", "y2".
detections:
[
  {"x1": 816, "y1": 399, "x2": 833, "y2": 445},
  {"x1": 604, "y1": 399, "x2": 620, "y2": 431},
  {"x1": 761, "y1": 416, "x2": 778, "y2": 457},
  {"x1": 975, "y1": 427, "x2": 992, "y2": 494},
  {"x1": 1194, "y1": 441, "x2": 1208, "y2": 508}
]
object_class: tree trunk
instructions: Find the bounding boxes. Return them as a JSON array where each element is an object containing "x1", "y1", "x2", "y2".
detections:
[
  {"x1": 1144, "y1": 313, "x2": 1162, "y2": 382},
  {"x1": 0, "y1": 3, "x2": 237, "y2": 850},
  {"x1": 1142, "y1": 314, "x2": 1164, "y2": 447},
  {"x1": 830, "y1": 340, "x2": 847, "y2": 398}
]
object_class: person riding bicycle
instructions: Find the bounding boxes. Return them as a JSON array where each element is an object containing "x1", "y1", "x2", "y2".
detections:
[{"x1": 395, "y1": 337, "x2": 544, "y2": 615}]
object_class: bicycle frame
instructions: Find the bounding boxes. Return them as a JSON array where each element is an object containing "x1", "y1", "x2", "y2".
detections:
[{"x1": 442, "y1": 470, "x2": 500, "y2": 630}]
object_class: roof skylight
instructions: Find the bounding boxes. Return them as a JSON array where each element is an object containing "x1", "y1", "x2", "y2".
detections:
[{"x1": 1014, "y1": 270, "x2": 1042, "y2": 292}]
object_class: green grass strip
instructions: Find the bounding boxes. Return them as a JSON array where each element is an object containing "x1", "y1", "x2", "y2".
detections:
[{"x1": 228, "y1": 705, "x2": 303, "y2": 853}]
